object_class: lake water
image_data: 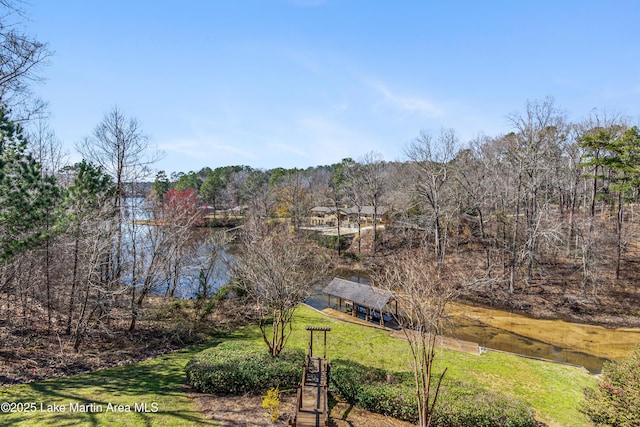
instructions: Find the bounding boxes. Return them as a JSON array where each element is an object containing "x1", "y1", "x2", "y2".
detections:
[
  {"x1": 163, "y1": 232, "x2": 639, "y2": 374},
  {"x1": 305, "y1": 275, "x2": 640, "y2": 373}
]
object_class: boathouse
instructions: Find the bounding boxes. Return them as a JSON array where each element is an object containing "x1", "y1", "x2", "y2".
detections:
[{"x1": 323, "y1": 277, "x2": 397, "y2": 326}]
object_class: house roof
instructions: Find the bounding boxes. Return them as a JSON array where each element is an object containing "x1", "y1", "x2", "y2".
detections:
[
  {"x1": 323, "y1": 277, "x2": 394, "y2": 311},
  {"x1": 311, "y1": 206, "x2": 390, "y2": 216},
  {"x1": 311, "y1": 206, "x2": 334, "y2": 213},
  {"x1": 359, "y1": 206, "x2": 389, "y2": 216}
]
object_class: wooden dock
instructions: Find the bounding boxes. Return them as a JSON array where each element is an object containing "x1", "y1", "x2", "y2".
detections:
[{"x1": 321, "y1": 307, "x2": 388, "y2": 329}]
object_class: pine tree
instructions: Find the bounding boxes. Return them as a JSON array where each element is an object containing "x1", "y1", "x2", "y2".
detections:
[
  {"x1": 61, "y1": 160, "x2": 115, "y2": 338},
  {"x1": 0, "y1": 107, "x2": 58, "y2": 260}
]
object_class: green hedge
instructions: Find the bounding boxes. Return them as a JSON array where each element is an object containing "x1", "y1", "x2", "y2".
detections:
[
  {"x1": 329, "y1": 359, "x2": 536, "y2": 427},
  {"x1": 185, "y1": 341, "x2": 304, "y2": 394},
  {"x1": 580, "y1": 347, "x2": 640, "y2": 426},
  {"x1": 434, "y1": 385, "x2": 538, "y2": 427},
  {"x1": 329, "y1": 359, "x2": 418, "y2": 422}
]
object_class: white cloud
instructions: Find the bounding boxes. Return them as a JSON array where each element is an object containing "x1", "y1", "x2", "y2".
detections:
[
  {"x1": 159, "y1": 136, "x2": 257, "y2": 161},
  {"x1": 269, "y1": 142, "x2": 311, "y2": 158},
  {"x1": 367, "y1": 78, "x2": 444, "y2": 118},
  {"x1": 296, "y1": 115, "x2": 380, "y2": 163}
]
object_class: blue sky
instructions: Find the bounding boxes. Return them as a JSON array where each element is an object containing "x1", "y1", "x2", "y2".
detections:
[{"x1": 25, "y1": 0, "x2": 640, "y2": 174}]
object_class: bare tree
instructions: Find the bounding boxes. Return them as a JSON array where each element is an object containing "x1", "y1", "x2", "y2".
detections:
[
  {"x1": 77, "y1": 106, "x2": 160, "y2": 209},
  {"x1": 504, "y1": 98, "x2": 567, "y2": 290},
  {"x1": 71, "y1": 209, "x2": 119, "y2": 351},
  {"x1": 233, "y1": 227, "x2": 328, "y2": 356},
  {"x1": 62, "y1": 161, "x2": 114, "y2": 335},
  {"x1": 374, "y1": 252, "x2": 468, "y2": 427},
  {"x1": 560, "y1": 124, "x2": 585, "y2": 258},
  {"x1": 22, "y1": 118, "x2": 67, "y2": 333},
  {"x1": 128, "y1": 187, "x2": 205, "y2": 331},
  {"x1": 406, "y1": 128, "x2": 459, "y2": 264},
  {"x1": 76, "y1": 106, "x2": 161, "y2": 298},
  {"x1": 455, "y1": 139, "x2": 494, "y2": 280},
  {"x1": 273, "y1": 169, "x2": 312, "y2": 232},
  {"x1": 341, "y1": 158, "x2": 366, "y2": 254},
  {"x1": 189, "y1": 229, "x2": 231, "y2": 327},
  {"x1": 243, "y1": 169, "x2": 274, "y2": 228},
  {"x1": 383, "y1": 161, "x2": 423, "y2": 249},
  {"x1": 0, "y1": 1, "x2": 51, "y2": 117},
  {"x1": 28, "y1": 119, "x2": 68, "y2": 177},
  {"x1": 359, "y1": 151, "x2": 387, "y2": 254}
]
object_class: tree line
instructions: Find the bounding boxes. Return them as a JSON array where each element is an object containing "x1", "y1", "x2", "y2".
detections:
[
  {"x1": 4, "y1": 90, "x2": 640, "y2": 351},
  {"x1": 2, "y1": 0, "x2": 640, "y2": 352},
  {"x1": 156, "y1": 98, "x2": 640, "y2": 300}
]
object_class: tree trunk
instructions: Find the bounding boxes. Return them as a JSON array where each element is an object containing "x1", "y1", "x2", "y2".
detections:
[
  {"x1": 66, "y1": 228, "x2": 81, "y2": 335},
  {"x1": 616, "y1": 192, "x2": 623, "y2": 280}
]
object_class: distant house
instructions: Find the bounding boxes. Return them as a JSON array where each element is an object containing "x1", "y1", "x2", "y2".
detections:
[
  {"x1": 344, "y1": 206, "x2": 389, "y2": 224},
  {"x1": 309, "y1": 206, "x2": 339, "y2": 226},
  {"x1": 309, "y1": 205, "x2": 389, "y2": 226}
]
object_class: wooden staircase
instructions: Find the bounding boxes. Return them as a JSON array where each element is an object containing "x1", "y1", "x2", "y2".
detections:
[{"x1": 290, "y1": 327, "x2": 331, "y2": 427}]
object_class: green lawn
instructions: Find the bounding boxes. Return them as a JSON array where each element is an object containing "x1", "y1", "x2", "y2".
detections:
[
  {"x1": 0, "y1": 341, "x2": 221, "y2": 427},
  {"x1": 246, "y1": 306, "x2": 596, "y2": 427},
  {"x1": 0, "y1": 305, "x2": 596, "y2": 426}
]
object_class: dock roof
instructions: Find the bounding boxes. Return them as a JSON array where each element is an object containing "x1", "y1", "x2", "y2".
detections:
[{"x1": 323, "y1": 277, "x2": 393, "y2": 311}]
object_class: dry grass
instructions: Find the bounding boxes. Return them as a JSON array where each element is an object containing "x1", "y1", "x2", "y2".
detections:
[
  {"x1": 190, "y1": 391, "x2": 416, "y2": 427},
  {"x1": 190, "y1": 392, "x2": 297, "y2": 426}
]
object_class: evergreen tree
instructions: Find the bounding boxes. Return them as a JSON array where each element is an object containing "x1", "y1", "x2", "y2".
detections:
[
  {"x1": 153, "y1": 170, "x2": 170, "y2": 203},
  {"x1": 62, "y1": 160, "x2": 115, "y2": 336},
  {"x1": 0, "y1": 107, "x2": 58, "y2": 260}
]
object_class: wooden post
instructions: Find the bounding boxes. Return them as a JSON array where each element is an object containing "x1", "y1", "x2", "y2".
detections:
[
  {"x1": 306, "y1": 326, "x2": 331, "y2": 360},
  {"x1": 323, "y1": 329, "x2": 327, "y2": 359},
  {"x1": 327, "y1": 293, "x2": 331, "y2": 309}
]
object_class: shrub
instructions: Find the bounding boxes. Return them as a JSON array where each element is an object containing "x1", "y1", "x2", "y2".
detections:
[
  {"x1": 262, "y1": 387, "x2": 280, "y2": 422},
  {"x1": 580, "y1": 347, "x2": 640, "y2": 427},
  {"x1": 435, "y1": 383, "x2": 537, "y2": 427},
  {"x1": 311, "y1": 233, "x2": 348, "y2": 251},
  {"x1": 185, "y1": 341, "x2": 304, "y2": 394},
  {"x1": 330, "y1": 359, "x2": 417, "y2": 421},
  {"x1": 329, "y1": 359, "x2": 536, "y2": 427}
]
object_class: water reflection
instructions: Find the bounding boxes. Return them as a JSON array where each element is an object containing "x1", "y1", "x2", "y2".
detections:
[
  {"x1": 305, "y1": 274, "x2": 640, "y2": 374},
  {"x1": 450, "y1": 316, "x2": 608, "y2": 373}
]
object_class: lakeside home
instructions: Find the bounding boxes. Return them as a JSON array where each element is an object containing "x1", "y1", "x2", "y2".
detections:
[{"x1": 309, "y1": 205, "x2": 389, "y2": 227}]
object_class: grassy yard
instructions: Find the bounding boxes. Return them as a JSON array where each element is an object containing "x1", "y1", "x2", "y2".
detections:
[
  {"x1": 252, "y1": 305, "x2": 597, "y2": 427},
  {"x1": 0, "y1": 304, "x2": 596, "y2": 426},
  {"x1": 0, "y1": 340, "x2": 222, "y2": 427}
]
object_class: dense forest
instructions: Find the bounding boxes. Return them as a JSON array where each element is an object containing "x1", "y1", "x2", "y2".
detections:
[
  {"x1": 4, "y1": 96, "x2": 640, "y2": 345},
  {"x1": 2, "y1": 0, "x2": 640, "y2": 387}
]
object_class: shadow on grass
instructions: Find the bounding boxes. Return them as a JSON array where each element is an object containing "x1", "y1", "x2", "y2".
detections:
[
  {"x1": 0, "y1": 337, "x2": 229, "y2": 427},
  {"x1": 226, "y1": 322, "x2": 273, "y2": 343}
]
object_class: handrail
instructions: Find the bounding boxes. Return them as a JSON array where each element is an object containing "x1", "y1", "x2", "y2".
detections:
[
  {"x1": 296, "y1": 384, "x2": 303, "y2": 410},
  {"x1": 321, "y1": 358, "x2": 329, "y2": 426},
  {"x1": 293, "y1": 355, "x2": 332, "y2": 426},
  {"x1": 323, "y1": 384, "x2": 329, "y2": 426},
  {"x1": 301, "y1": 359, "x2": 307, "y2": 386}
]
